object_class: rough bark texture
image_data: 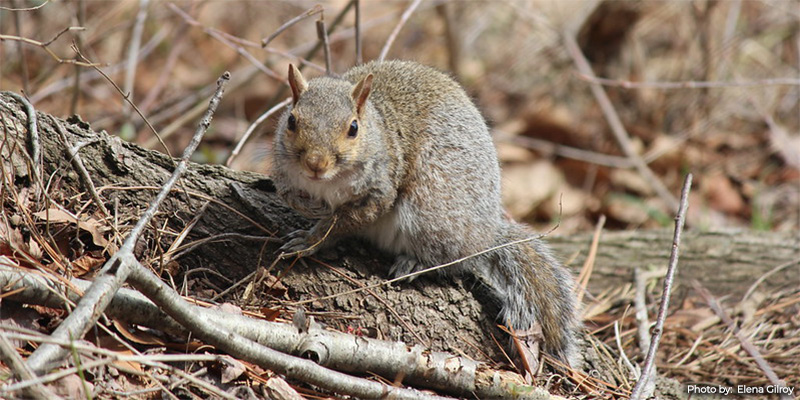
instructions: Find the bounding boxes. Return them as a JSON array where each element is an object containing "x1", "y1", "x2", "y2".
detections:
[
  {"x1": 549, "y1": 229, "x2": 799, "y2": 298},
  {"x1": 1, "y1": 92, "x2": 797, "y2": 397}
]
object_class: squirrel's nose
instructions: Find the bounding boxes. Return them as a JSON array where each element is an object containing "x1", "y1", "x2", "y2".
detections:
[{"x1": 303, "y1": 153, "x2": 330, "y2": 175}]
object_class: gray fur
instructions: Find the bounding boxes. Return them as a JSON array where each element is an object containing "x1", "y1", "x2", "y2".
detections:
[{"x1": 272, "y1": 60, "x2": 579, "y2": 365}]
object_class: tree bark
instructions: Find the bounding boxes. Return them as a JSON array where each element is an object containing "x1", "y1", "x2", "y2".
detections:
[{"x1": 1, "y1": 91, "x2": 798, "y2": 366}]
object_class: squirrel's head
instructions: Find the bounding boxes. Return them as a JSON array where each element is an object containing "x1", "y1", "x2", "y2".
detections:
[{"x1": 275, "y1": 64, "x2": 375, "y2": 184}]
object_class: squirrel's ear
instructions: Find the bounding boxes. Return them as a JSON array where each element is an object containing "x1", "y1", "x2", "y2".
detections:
[
  {"x1": 287, "y1": 64, "x2": 308, "y2": 105},
  {"x1": 351, "y1": 74, "x2": 373, "y2": 116}
]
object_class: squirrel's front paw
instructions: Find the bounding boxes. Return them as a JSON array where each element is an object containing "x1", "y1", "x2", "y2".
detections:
[
  {"x1": 389, "y1": 255, "x2": 423, "y2": 281},
  {"x1": 279, "y1": 229, "x2": 319, "y2": 256}
]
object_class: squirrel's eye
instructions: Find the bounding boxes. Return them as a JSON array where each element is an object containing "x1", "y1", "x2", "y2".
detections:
[
  {"x1": 287, "y1": 114, "x2": 296, "y2": 131},
  {"x1": 347, "y1": 120, "x2": 358, "y2": 138}
]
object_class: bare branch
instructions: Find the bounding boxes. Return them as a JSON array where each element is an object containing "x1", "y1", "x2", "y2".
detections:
[
  {"x1": 355, "y1": 0, "x2": 362, "y2": 64},
  {"x1": 0, "y1": 0, "x2": 49, "y2": 11},
  {"x1": 563, "y1": 32, "x2": 680, "y2": 212},
  {"x1": 52, "y1": 117, "x2": 110, "y2": 218},
  {"x1": 261, "y1": 4, "x2": 324, "y2": 48},
  {"x1": 576, "y1": 73, "x2": 800, "y2": 89},
  {"x1": 378, "y1": 0, "x2": 423, "y2": 61},
  {"x1": 121, "y1": 0, "x2": 150, "y2": 119},
  {"x1": 0, "y1": 31, "x2": 96, "y2": 68},
  {"x1": 316, "y1": 18, "x2": 332, "y2": 75},
  {"x1": 225, "y1": 98, "x2": 291, "y2": 167},
  {"x1": 630, "y1": 173, "x2": 692, "y2": 400},
  {"x1": 0, "y1": 330, "x2": 60, "y2": 399},
  {"x1": 24, "y1": 72, "x2": 231, "y2": 376},
  {"x1": 694, "y1": 281, "x2": 792, "y2": 400}
]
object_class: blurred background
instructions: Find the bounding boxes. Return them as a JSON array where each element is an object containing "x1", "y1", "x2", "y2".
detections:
[{"x1": 2, "y1": 0, "x2": 798, "y2": 235}]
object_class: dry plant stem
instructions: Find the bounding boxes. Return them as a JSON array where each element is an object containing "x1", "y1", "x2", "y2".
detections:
[
  {"x1": 24, "y1": 72, "x2": 230, "y2": 376},
  {"x1": 11, "y1": 1, "x2": 30, "y2": 95},
  {"x1": 577, "y1": 74, "x2": 800, "y2": 89},
  {"x1": 563, "y1": 33, "x2": 680, "y2": 212},
  {"x1": 0, "y1": 29, "x2": 95, "y2": 68},
  {"x1": 316, "y1": 18, "x2": 332, "y2": 75},
  {"x1": 5, "y1": 92, "x2": 40, "y2": 182},
  {"x1": 576, "y1": 214, "x2": 605, "y2": 303},
  {"x1": 293, "y1": 233, "x2": 549, "y2": 306},
  {"x1": 630, "y1": 173, "x2": 692, "y2": 400},
  {"x1": 52, "y1": 117, "x2": 110, "y2": 218},
  {"x1": 694, "y1": 282, "x2": 791, "y2": 399},
  {"x1": 74, "y1": 48, "x2": 171, "y2": 157},
  {"x1": 167, "y1": 4, "x2": 282, "y2": 83},
  {"x1": 496, "y1": 132, "x2": 635, "y2": 169},
  {"x1": 125, "y1": 266, "x2": 452, "y2": 400},
  {"x1": 139, "y1": 23, "x2": 189, "y2": 113},
  {"x1": 261, "y1": 4, "x2": 324, "y2": 48},
  {"x1": 0, "y1": 0, "x2": 49, "y2": 11},
  {"x1": 740, "y1": 257, "x2": 800, "y2": 304},
  {"x1": 0, "y1": 265, "x2": 529, "y2": 399},
  {"x1": 355, "y1": 0, "x2": 362, "y2": 64},
  {"x1": 225, "y1": 98, "x2": 291, "y2": 167},
  {"x1": 378, "y1": 0, "x2": 423, "y2": 61},
  {"x1": 30, "y1": 29, "x2": 165, "y2": 103},
  {"x1": 1, "y1": 329, "x2": 232, "y2": 399},
  {"x1": 121, "y1": 0, "x2": 150, "y2": 119},
  {"x1": 0, "y1": 330, "x2": 60, "y2": 399},
  {"x1": 70, "y1": 0, "x2": 86, "y2": 115}
]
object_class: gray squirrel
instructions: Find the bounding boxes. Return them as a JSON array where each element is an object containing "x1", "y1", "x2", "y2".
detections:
[{"x1": 271, "y1": 60, "x2": 579, "y2": 367}]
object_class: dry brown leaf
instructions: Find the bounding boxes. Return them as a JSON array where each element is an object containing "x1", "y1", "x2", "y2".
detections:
[
  {"x1": 71, "y1": 254, "x2": 106, "y2": 276},
  {"x1": 219, "y1": 355, "x2": 246, "y2": 384},
  {"x1": 50, "y1": 374, "x2": 94, "y2": 399},
  {"x1": 502, "y1": 161, "x2": 563, "y2": 219},
  {"x1": 32, "y1": 209, "x2": 109, "y2": 247},
  {"x1": 112, "y1": 320, "x2": 166, "y2": 346},
  {"x1": 703, "y1": 173, "x2": 745, "y2": 214}
]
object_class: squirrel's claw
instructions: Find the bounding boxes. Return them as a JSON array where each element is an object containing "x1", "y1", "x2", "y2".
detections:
[
  {"x1": 279, "y1": 229, "x2": 318, "y2": 256},
  {"x1": 388, "y1": 255, "x2": 422, "y2": 281}
]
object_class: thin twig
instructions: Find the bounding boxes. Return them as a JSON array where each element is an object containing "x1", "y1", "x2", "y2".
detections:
[
  {"x1": 5, "y1": 92, "x2": 40, "y2": 188},
  {"x1": 576, "y1": 74, "x2": 800, "y2": 89},
  {"x1": 740, "y1": 257, "x2": 800, "y2": 304},
  {"x1": 121, "y1": 0, "x2": 150, "y2": 119},
  {"x1": 316, "y1": 18, "x2": 332, "y2": 75},
  {"x1": 0, "y1": 330, "x2": 60, "y2": 399},
  {"x1": 261, "y1": 4, "x2": 324, "y2": 48},
  {"x1": 378, "y1": 0, "x2": 423, "y2": 61},
  {"x1": 25, "y1": 72, "x2": 230, "y2": 376},
  {"x1": 563, "y1": 32, "x2": 680, "y2": 212},
  {"x1": 694, "y1": 281, "x2": 791, "y2": 399},
  {"x1": 0, "y1": 0, "x2": 49, "y2": 11},
  {"x1": 139, "y1": 23, "x2": 190, "y2": 113},
  {"x1": 225, "y1": 97, "x2": 291, "y2": 167},
  {"x1": 0, "y1": 29, "x2": 95, "y2": 68},
  {"x1": 292, "y1": 232, "x2": 552, "y2": 306},
  {"x1": 69, "y1": 0, "x2": 86, "y2": 115},
  {"x1": 11, "y1": 0, "x2": 30, "y2": 95},
  {"x1": 575, "y1": 214, "x2": 605, "y2": 303},
  {"x1": 630, "y1": 173, "x2": 692, "y2": 400},
  {"x1": 126, "y1": 259, "x2": 451, "y2": 400},
  {"x1": 355, "y1": 0, "x2": 362, "y2": 64},
  {"x1": 30, "y1": 28, "x2": 167, "y2": 103},
  {"x1": 168, "y1": 4, "x2": 283, "y2": 83},
  {"x1": 495, "y1": 131, "x2": 635, "y2": 169},
  {"x1": 52, "y1": 116, "x2": 110, "y2": 218},
  {"x1": 73, "y1": 46, "x2": 171, "y2": 157}
]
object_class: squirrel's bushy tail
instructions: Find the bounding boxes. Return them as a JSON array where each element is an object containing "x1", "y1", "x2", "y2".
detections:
[{"x1": 476, "y1": 222, "x2": 580, "y2": 366}]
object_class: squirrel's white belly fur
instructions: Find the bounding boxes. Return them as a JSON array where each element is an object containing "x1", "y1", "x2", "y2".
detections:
[{"x1": 358, "y1": 199, "x2": 413, "y2": 255}]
